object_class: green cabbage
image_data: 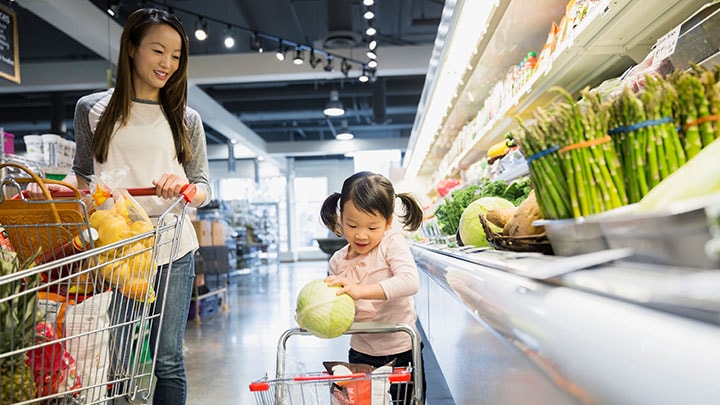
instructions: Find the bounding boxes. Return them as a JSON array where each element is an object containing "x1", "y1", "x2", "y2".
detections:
[
  {"x1": 458, "y1": 197, "x2": 515, "y2": 247},
  {"x1": 295, "y1": 279, "x2": 355, "y2": 338}
]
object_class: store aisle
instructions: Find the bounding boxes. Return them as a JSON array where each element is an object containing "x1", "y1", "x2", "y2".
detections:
[{"x1": 183, "y1": 260, "x2": 454, "y2": 404}]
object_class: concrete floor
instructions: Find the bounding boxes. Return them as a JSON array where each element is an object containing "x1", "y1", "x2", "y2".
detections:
[{"x1": 182, "y1": 260, "x2": 455, "y2": 404}]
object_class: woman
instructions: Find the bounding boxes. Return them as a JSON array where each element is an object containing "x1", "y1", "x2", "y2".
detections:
[{"x1": 37, "y1": 8, "x2": 211, "y2": 404}]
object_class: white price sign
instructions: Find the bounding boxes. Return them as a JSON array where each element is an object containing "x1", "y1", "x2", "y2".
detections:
[{"x1": 653, "y1": 25, "x2": 680, "y2": 68}]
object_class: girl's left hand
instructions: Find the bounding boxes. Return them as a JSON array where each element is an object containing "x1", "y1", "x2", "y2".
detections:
[
  {"x1": 324, "y1": 275, "x2": 361, "y2": 299},
  {"x1": 152, "y1": 173, "x2": 189, "y2": 200}
]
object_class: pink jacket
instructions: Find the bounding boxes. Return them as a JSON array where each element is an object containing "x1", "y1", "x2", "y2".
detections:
[{"x1": 329, "y1": 230, "x2": 420, "y2": 356}]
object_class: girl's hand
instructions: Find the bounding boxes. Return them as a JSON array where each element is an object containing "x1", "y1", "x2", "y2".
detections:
[
  {"x1": 324, "y1": 275, "x2": 362, "y2": 299},
  {"x1": 152, "y1": 173, "x2": 189, "y2": 200}
]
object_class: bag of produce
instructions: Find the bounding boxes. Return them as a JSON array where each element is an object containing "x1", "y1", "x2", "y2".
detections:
[{"x1": 88, "y1": 168, "x2": 156, "y2": 302}]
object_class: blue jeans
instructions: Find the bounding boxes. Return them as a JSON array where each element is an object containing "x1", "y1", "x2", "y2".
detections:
[
  {"x1": 108, "y1": 251, "x2": 195, "y2": 404},
  {"x1": 150, "y1": 251, "x2": 195, "y2": 404}
]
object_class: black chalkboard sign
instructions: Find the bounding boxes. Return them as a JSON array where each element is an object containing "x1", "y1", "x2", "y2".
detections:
[{"x1": 0, "y1": 4, "x2": 19, "y2": 84}]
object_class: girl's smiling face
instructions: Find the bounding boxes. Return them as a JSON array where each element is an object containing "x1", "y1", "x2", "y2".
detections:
[
  {"x1": 130, "y1": 23, "x2": 182, "y2": 100},
  {"x1": 341, "y1": 200, "x2": 392, "y2": 258}
]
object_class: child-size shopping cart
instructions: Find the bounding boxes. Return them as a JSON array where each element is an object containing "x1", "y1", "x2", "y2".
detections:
[
  {"x1": 250, "y1": 322, "x2": 424, "y2": 405},
  {"x1": 0, "y1": 162, "x2": 195, "y2": 405}
]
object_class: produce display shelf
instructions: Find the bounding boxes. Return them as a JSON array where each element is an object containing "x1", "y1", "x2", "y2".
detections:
[
  {"x1": 415, "y1": 241, "x2": 720, "y2": 327},
  {"x1": 412, "y1": 243, "x2": 720, "y2": 404},
  {"x1": 429, "y1": 0, "x2": 708, "y2": 185}
]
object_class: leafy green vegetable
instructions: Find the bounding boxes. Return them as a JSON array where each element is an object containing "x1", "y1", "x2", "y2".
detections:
[
  {"x1": 295, "y1": 279, "x2": 355, "y2": 338},
  {"x1": 477, "y1": 177, "x2": 532, "y2": 206},
  {"x1": 434, "y1": 184, "x2": 480, "y2": 235},
  {"x1": 434, "y1": 177, "x2": 533, "y2": 235}
]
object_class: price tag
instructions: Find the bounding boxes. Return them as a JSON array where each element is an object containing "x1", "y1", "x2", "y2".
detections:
[{"x1": 652, "y1": 25, "x2": 680, "y2": 68}]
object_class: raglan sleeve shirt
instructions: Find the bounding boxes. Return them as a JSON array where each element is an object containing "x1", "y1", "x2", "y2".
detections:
[
  {"x1": 329, "y1": 231, "x2": 420, "y2": 356},
  {"x1": 71, "y1": 90, "x2": 212, "y2": 263}
]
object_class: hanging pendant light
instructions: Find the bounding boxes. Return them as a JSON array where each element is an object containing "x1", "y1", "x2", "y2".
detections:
[
  {"x1": 336, "y1": 120, "x2": 354, "y2": 140},
  {"x1": 323, "y1": 90, "x2": 345, "y2": 117}
]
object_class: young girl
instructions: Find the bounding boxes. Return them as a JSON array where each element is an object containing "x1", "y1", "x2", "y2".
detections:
[{"x1": 320, "y1": 171, "x2": 426, "y2": 403}]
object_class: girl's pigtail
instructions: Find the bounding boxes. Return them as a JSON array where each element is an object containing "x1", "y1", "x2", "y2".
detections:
[
  {"x1": 396, "y1": 193, "x2": 424, "y2": 232},
  {"x1": 320, "y1": 192, "x2": 343, "y2": 236}
]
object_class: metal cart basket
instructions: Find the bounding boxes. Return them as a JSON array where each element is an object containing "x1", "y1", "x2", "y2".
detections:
[
  {"x1": 250, "y1": 322, "x2": 424, "y2": 405},
  {"x1": 0, "y1": 163, "x2": 194, "y2": 404}
]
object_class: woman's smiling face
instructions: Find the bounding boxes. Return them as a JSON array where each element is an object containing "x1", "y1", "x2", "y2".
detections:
[
  {"x1": 130, "y1": 23, "x2": 182, "y2": 100},
  {"x1": 341, "y1": 200, "x2": 392, "y2": 258}
]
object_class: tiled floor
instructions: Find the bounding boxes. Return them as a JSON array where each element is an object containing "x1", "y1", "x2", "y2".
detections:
[{"x1": 182, "y1": 260, "x2": 455, "y2": 404}]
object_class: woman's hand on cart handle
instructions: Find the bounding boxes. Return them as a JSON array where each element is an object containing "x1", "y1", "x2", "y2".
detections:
[{"x1": 151, "y1": 173, "x2": 198, "y2": 204}]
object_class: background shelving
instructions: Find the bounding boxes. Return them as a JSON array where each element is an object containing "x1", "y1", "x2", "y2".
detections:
[{"x1": 417, "y1": 0, "x2": 709, "y2": 193}]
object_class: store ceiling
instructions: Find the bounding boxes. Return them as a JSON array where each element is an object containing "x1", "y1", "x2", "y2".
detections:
[{"x1": 0, "y1": 0, "x2": 443, "y2": 163}]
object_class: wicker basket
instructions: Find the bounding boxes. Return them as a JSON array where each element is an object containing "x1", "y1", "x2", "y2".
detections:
[{"x1": 478, "y1": 214, "x2": 554, "y2": 255}]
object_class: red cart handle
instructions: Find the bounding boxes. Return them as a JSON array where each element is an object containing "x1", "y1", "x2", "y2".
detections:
[{"x1": 21, "y1": 184, "x2": 197, "y2": 203}]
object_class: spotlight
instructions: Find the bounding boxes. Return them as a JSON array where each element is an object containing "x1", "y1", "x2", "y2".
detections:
[
  {"x1": 336, "y1": 120, "x2": 354, "y2": 141},
  {"x1": 363, "y1": 0, "x2": 374, "y2": 5},
  {"x1": 365, "y1": 23, "x2": 377, "y2": 37},
  {"x1": 194, "y1": 18, "x2": 208, "y2": 41},
  {"x1": 368, "y1": 39, "x2": 377, "y2": 51},
  {"x1": 276, "y1": 39, "x2": 286, "y2": 61},
  {"x1": 367, "y1": 50, "x2": 377, "y2": 59},
  {"x1": 293, "y1": 48, "x2": 304, "y2": 65},
  {"x1": 323, "y1": 56, "x2": 334, "y2": 72},
  {"x1": 363, "y1": 9, "x2": 375, "y2": 20},
  {"x1": 323, "y1": 90, "x2": 345, "y2": 117},
  {"x1": 223, "y1": 26, "x2": 235, "y2": 49},
  {"x1": 309, "y1": 49, "x2": 322, "y2": 68},
  {"x1": 359, "y1": 67, "x2": 369, "y2": 83},
  {"x1": 250, "y1": 33, "x2": 264, "y2": 53},
  {"x1": 340, "y1": 59, "x2": 352, "y2": 77},
  {"x1": 368, "y1": 59, "x2": 378, "y2": 69},
  {"x1": 106, "y1": 1, "x2": 121, "y2": 17}
]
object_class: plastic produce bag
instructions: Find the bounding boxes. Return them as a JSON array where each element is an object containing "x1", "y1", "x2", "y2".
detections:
[
  {"x1": 88, "y1": 168, "x2": 157, "y2": 302},
  {"x1": 26, "y1": 322, "x2": 82, "y2": 398}
]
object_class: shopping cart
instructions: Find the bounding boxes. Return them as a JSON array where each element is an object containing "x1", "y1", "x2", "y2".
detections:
[
  {"x1": 0, "y1": 162, "x2": 195, "y2": 404},
  {"x1": 250, "y1": 322, "x2": 424, "y2": 405}
]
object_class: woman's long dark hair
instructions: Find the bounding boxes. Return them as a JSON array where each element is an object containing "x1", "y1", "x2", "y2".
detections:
[
  {"x1": 93, "y1": 8, "x2": 192, "y2": 164},
  {"x1": 320, "y1": 171, "x2": 424, "y2": 236}
]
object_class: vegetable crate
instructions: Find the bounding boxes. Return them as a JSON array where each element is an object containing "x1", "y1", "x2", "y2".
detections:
[
  {"x1": 0, "y1": 163, "x2": 194, "y2": 404},
  {"x1": 250, "y1": 322, "x2": 424, "y2": 405}
]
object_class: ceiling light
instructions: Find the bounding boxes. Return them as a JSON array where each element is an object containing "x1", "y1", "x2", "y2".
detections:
[
  {"x1": 293, "y1": 48, "x2": 304, "y2": 65},
  {"x1": 368, "y1": 59, "x2": 378, "y2": 69},
  {"x1": 194, "y1": 18, "x2": 208, "y2": 41},
  {"x1": 336, "y1": 120, "x2": 354, "y2": 141},
  {"x1": 323, "y1": 90, "x2": 345, "y2": 117},
  {"x1": 363, "y1": 0, "x2": 374, "y2": 5},
  {"x1": 250, "y1": 33, "x2": 264, "y2": 53},
  {"x1": 323, "y1": 56, "x2": 334, "y2": 72},
  {"x1": 276, "y1": 39, "x2": 286, "y2": 61},
  {"x1": 368, "y1": 39, "x2": 377, "y2": 51},
  {"x1": 365, "y1": 24, "x2": 377, "y2": 36},
  {"x1": 340, "y1": 59, "x2": 352, "y2": 77},
  {"x1": 223, "y1": 26, "x2": 235, "y2": 49},
  {"x1": 106, "y1": 1, "x2": 121, "y2": 17},
  {"x1": 363, "y1": 9, "x2": 375, "y2": 20},
  {"x1": 359, "y1": 67, "x2": 370, "y2": 83},
  {"x1": 367, "y1": 50, "x2": 377, "y2": 59}
]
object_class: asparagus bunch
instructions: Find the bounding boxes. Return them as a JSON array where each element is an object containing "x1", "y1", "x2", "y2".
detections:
[
  {"x1": 670, "y1": 64, "x2": 720, "y2": 158},
  {"x1": 513, "y1": 87, "x2": 627, "y2": 219}
]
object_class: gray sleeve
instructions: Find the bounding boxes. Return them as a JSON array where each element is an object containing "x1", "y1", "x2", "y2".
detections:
[
  {"x1": 184, "y1": 107, "x2": 212, "y2": 206},
  {"x1": 71, "y1": 93, "x2": 100, "y2": 184}
]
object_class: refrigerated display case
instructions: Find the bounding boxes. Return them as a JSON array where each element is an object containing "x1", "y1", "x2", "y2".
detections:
[{"x1": 408, "y1": 1, "x2": 720, "y2": 404}]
